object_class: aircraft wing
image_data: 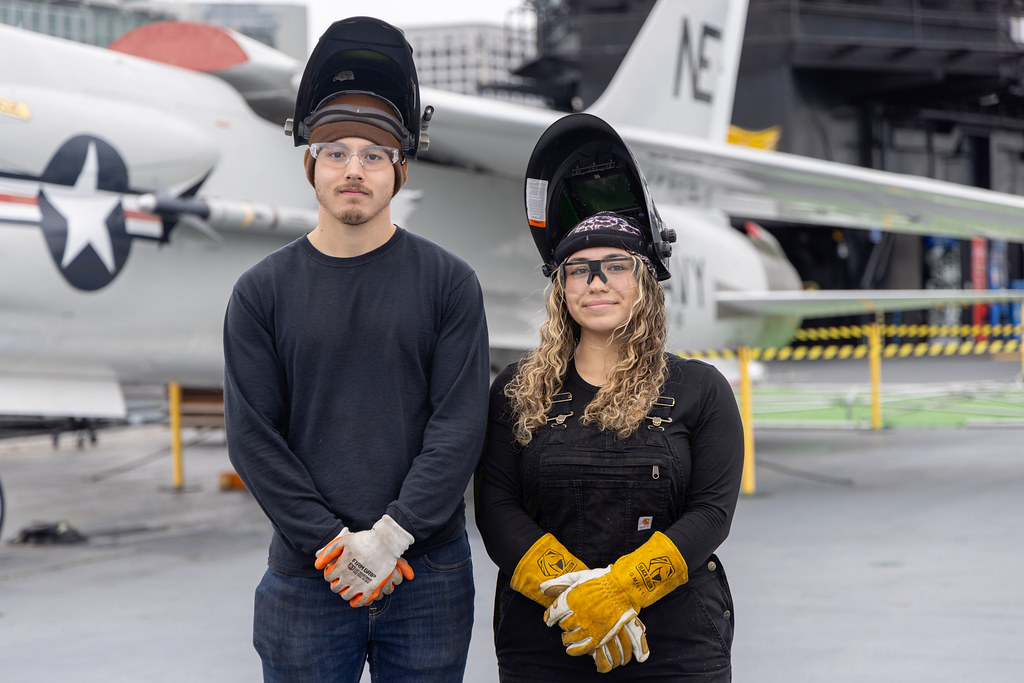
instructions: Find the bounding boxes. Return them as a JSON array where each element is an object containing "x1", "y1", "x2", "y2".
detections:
[
  {"x1": 418, "y1": 89, "x2": 560, "y2": 175},
  {"x1": 102, "y1": 24, "x2": 561, "y2": 178},
  {"x1": 620, "y1": 126, "x2": 1024, "y2": 243},
  {"x1": 0, "y1": 370, "x2": 125, "y2": 418},
  {"x1": 108, "y1": 21, "x2": 301, "y2": 126},
  {"x1": 408, "y1": 89, "x2": 1024, "y2": 246},
  {"x1": 417, "y1": 94, "x2": 1024, "y2": 241},
  {"x1": 718, "y1": 289, "x2": 1024, "y2": 319}
]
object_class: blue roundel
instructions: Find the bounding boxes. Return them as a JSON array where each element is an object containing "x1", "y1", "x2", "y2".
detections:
[{"x1": 37, "y1": 135, "x2": 132, "y2": 291}]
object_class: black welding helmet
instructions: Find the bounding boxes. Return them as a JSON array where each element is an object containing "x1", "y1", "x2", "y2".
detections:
[
  {"x1": 524, "y1": 113, "x2": 675, "y2": 281},
  {"x1": 287, "y1": 16, "x2": 426, "y2": 156}
]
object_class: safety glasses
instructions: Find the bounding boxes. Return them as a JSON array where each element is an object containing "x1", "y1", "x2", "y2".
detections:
[
  {"x1": 308, "y1": 143, "x2": 400, "y2": 170},
  {"x1": 558, "y1": 255, "x2": 639, "y2": 291}
]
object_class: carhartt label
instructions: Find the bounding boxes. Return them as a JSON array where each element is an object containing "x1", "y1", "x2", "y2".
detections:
[{"x1": 637, "y1": 516, "x2": 653, "y2": 531}]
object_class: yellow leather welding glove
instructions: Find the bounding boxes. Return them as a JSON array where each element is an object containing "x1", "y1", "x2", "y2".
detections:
[
  {"x1": 510, "y1": 533, "x2": 586, "y2": 607},
  {"x1": 593, "y1": 615, "x2": 649, "y2": 672},
  {"x1": 540, "y1": 531, "x2": 686, "y2": 657},
  {"x1": 513, "y1": 533, "x2": 647, "y2": 672}
]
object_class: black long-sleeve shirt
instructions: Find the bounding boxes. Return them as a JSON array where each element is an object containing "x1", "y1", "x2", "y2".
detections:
[
  {"x1": 476, "y1": 354, "x2": 743, "y2": 577},
  {"x1": 224, "y1": 228, "x2": 489, "y2": 577}
]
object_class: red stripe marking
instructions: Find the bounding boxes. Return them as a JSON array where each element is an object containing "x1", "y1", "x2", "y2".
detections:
[
  {"x1": 124, "y1": 210, "x2": 161, "y2": 222},
  {"x1": 0, "y1": 193, "x2": 38, "y2": 205},
  {"x1": 1, "y1": 193, "x2": 159, "y2": 223}
]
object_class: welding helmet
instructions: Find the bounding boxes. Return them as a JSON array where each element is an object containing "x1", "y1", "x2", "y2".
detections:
[
  {"x1": 524, "y1": 113, "x2": 675, "y2": 281},
  {"x1": 287, "y1": 16, "x2": 427, "y2": 157}
]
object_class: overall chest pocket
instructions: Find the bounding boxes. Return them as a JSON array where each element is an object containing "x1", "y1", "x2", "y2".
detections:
[{"x1": 538, "y1": 452, "x2": 676, "y2": 569}]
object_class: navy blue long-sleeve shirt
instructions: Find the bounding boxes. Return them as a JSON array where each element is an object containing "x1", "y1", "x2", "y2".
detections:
[{"x1": 224, "y1": 228, "x2": 489, "y2": 577}]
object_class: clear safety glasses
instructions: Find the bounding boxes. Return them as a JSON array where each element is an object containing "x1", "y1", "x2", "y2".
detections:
[
  {"x1": 559, "y1": 255, "x2": 639, "y2": 291},
  {"x1": 308, "y1": 143, "x2": 401, "y2": 170}
]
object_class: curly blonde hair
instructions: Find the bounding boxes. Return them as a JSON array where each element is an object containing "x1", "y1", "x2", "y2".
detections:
[{"x1": 505, "y1": 260, "x2": 668, "y2": 445}]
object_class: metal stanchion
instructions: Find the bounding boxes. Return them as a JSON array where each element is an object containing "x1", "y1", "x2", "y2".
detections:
[
  {"x1": 869, "y1": 322, "x2": 883, "y2": 431},
  {"x1": 739, "y1": 346, "x2": 756, "y2": 494},
  {"x1": 169, "y1": 381, "x2": 184, "y2": 489}
]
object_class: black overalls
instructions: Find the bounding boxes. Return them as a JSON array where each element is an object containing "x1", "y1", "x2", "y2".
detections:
[{"x1": 492, "y1": 362, "x2": 735, "y2": 682}]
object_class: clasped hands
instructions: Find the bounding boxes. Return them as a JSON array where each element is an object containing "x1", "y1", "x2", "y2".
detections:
[
  {"x1": 314, "y1": 514, "x2": 414, "y2": 607},
  {"x1": 539, "y1": 567, "x2": 650, "y2": 673},
  {"x1": 536, "y1": 532, "x2": 688, "y2": 673}
]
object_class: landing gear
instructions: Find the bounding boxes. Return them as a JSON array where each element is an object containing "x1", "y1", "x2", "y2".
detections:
[{"x1": 51, "y1": 418, "x2": 98, "y2": 450}]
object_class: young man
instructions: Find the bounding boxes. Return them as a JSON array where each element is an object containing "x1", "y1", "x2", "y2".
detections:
[{"x1": 223, "y1": 85, "x2": 489, "y2": 680}]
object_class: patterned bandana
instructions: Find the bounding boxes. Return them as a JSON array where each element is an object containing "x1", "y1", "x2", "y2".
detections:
[{"x1": 553, "y1": 212, "x2": 656, "y2": 276}]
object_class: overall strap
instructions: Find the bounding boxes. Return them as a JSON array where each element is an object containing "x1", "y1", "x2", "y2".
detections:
[
  {"x1": 644, "y1": 358, "x2": 685, "y2": 441},
  {"x1": 544, "y1": 391, "x2": 573, "y2": 444}
]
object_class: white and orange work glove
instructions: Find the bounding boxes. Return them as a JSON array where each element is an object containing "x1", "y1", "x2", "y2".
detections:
[
  {"x1": 540, "y1": 531, "x2": 686, "y2": 659},
  {"x1": 314, "y1": 515, "x2": 414, "y2": 607}
]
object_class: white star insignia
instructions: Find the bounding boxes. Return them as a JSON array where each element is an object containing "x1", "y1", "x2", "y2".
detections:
[{"x1": 42, "y1": 141, "x2": 123, "y2": 274}]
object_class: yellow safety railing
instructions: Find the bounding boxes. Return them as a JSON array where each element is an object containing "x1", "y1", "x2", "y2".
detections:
[
  {"x1": 169, "y1": 381, "x2": 184, "y2": 490},
  {"x1": 738, "y1": 346, "x2": 756, "y2": 495},
  {"x1": 165, "y1": 384, "x2": 227, "y2": 490},
  {"x1": 869, "y1": 323, "x2": 882, "y2": 431},
  {"x1": 684, "y1": 319, "x2": 1024, "y2": 494}
]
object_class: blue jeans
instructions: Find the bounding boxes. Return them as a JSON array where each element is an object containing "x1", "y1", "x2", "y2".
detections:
[{"x1": 253, "y1": 533, "x2": 474, "y2": 683}]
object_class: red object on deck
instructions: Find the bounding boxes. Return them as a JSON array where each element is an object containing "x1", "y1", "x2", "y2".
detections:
[{"x1": 971, "y1": 238, "x2": 988, "y2": 333}]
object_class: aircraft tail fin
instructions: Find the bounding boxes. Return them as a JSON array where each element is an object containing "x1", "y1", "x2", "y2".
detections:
[{"x1": 586, "y1": 0, "x2": 750, "y2": 143}]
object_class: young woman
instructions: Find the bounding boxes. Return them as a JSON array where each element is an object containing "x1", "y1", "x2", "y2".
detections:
[{"x1": 476, "y1": 212, "x2": 744, "y2": 681}]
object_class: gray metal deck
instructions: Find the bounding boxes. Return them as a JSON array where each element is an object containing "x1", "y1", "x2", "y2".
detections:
[{"x1": 1, "y1": 391, "x2": 1021, "y2": 681}]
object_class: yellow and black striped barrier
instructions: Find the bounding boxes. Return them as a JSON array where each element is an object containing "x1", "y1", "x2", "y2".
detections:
[
  {"x1": 679, "y1": 322, "x2": 1024, "y2": 495},
  {"x1": 792, "y1": 323, "x2": 1022, "y2": 342},
  {"x1": 682, "y1": 322, "x2": 1024, "y2": 360},
  {"x1": 682, "y1": 338, "x2": 1022, "y2": 361}
]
